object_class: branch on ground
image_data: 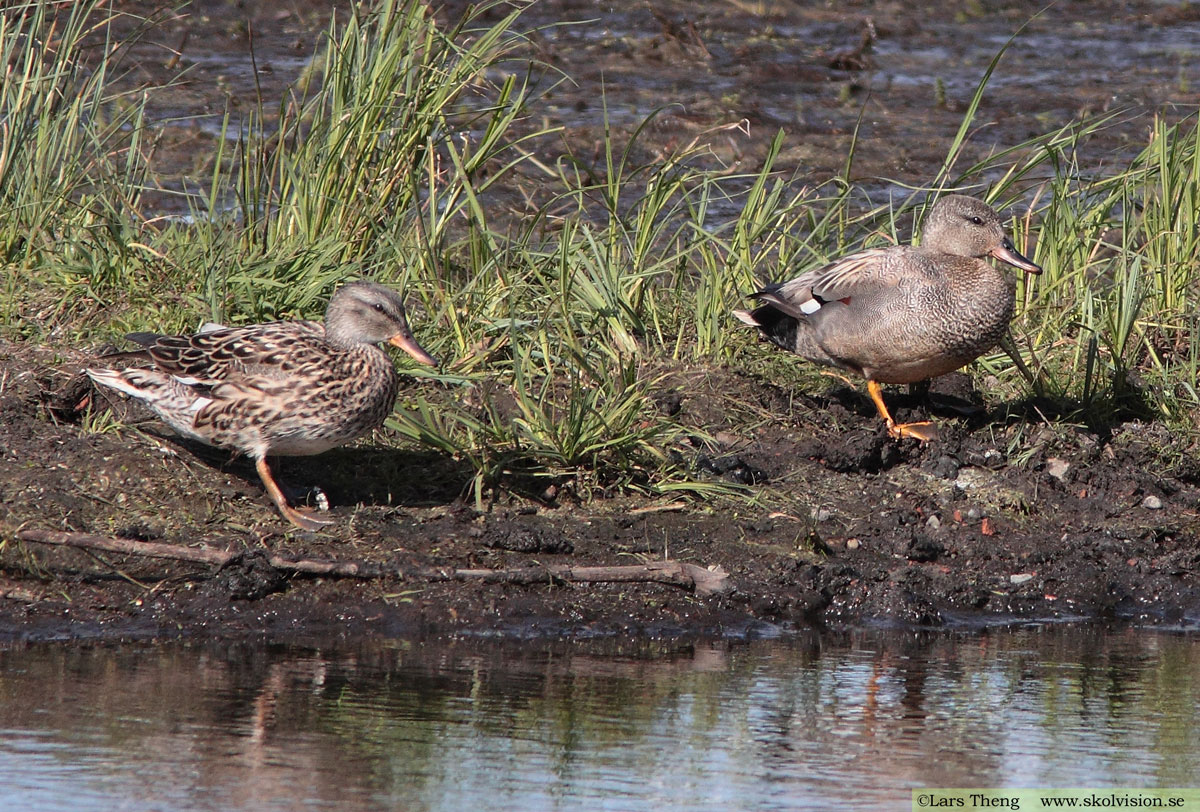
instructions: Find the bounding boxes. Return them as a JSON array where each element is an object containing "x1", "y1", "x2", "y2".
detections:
[{"x1": 12, "y1": 528, "x2": 732, "y2": 596}]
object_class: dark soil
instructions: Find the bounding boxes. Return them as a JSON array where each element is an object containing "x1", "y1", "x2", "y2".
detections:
[{"x1": 5, "y1": 339, "x2": 1200, "y2": 643}]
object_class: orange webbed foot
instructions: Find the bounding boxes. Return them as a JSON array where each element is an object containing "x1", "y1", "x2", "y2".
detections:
[{"x1": 887, "y1": 420, "x2": 939, "y2": 442}]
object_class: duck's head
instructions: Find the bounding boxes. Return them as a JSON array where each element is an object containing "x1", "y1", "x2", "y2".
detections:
[
  {"x1": 325, "y1": 281, "x2": 438, "y2": 366},
  {"x1": 920, "y1": 194, "x2": 1041, "y2": 274}
]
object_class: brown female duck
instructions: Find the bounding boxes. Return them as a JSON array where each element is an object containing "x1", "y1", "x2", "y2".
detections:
[{"x1": 87, "y1": 281, "x2": 437, "y2": 530}]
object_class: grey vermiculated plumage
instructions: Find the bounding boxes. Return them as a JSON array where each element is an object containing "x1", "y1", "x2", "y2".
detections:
[{"x1": 733, "y1": 194, "x2": 1041, "y2": 439}]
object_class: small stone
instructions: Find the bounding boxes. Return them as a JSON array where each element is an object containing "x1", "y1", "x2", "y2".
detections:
[
  {"x1": 1045, "y1": 457, "x2": 1070, "y2": 481},
  {"x1": 1009, "y1": 573, "x2": 1034, "y2": 585},
  {"x1": 929, "y1": 454, "x2": 960, "y2": 479},
  {"x1": 813, "y1": 507, "x2": 833, "y2": 522},
  {"x1": 1142, "y1": 495, "x2": 1163, "y2": 510},
  {"x1": 926, "y1": 515, "x2": 941, "y2": 529},
  {"x1": 846, "y1": 538, "x2": 861, "y2": 550},
  {"x1": 713, "y1": 431, "x2": 740, "y2": 447},
  {"x1": 967, "y1": 507, "x2": 982, "y2": 521}
]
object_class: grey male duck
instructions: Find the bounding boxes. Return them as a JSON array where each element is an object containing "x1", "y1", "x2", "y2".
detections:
[
  {"x1": 87, "y1": 280, "x2": 438, "y2": 530},
  {"x1": 734, "y1": 194, "x2": 1041, "y2": 440}
]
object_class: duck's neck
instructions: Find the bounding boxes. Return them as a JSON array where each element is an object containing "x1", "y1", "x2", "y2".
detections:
[
  {"x1": 918, "y1": 223, "x2": 953, "y2": 253},
  {"x1": 324, "y1": 321, "x2": 369, "y2": 350}
]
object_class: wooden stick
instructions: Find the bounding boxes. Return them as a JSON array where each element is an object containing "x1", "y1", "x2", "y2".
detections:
[
  {"x1": 411, "y1": 561, "x2": 730, "y2": 595},
  {"x1": 17, "y1": 529, "x2": 232, "y2": 565},
  {"x1": 628, "y1": 501, "x2": 688, "y2": 516},
  {"x1": 14, "y1": 529, "x2": 373, "y2": 578},
  {"x1": 13, "y1": 529, "x2": 731, "y2": 595},
  {"x1": 0, "y1": 579, "x2": 39, "y2": 603}
]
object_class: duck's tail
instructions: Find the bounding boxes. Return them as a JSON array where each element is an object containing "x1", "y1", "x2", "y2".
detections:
[
  {"x1": 732, "y1": 304, "x2": 839, "y2": 367},
  {"x1": 86, "y1": 368, "x2": 212, "y2": 442}
]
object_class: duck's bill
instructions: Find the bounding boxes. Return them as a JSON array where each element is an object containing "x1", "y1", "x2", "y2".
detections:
[
  {"x1": 389, "y1": 332, "x2": 439, "y2": 367},
  {"x1": 991, "y1": 238, "x2": 1042, "y2": 274}
]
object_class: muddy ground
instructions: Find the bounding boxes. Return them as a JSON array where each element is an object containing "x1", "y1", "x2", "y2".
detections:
[
  {"x1": 5, "y1": 339, "x2": 1200, "y2": 642},
  {"x1": 5, "y1": 0, "x2": 1200, "y2": 641}
]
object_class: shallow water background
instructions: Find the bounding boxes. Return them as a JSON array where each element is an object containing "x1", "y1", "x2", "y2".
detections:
[
  {"x1": 3, "y1": 626, "x2": 1198, "y2": 811},
  {"x1": 124, "y1": 0, "x2": 1200, "y2": 211}
]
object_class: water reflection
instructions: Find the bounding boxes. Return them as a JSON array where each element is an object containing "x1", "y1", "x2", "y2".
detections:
[{"x1": 1, "y1": 627, "x2": 1199, "y2": 811}]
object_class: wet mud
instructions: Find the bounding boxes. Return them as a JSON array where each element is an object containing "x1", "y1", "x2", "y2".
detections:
[{"x1": 5, "y1": 341, "x2": 1200, "y2": 642}]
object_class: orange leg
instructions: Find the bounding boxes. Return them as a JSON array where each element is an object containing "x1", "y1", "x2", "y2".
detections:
[
  {"x1": 255, "y1": 457, "x2": 333, "y2": 531},
  {"x1": 866, "y1": 380, "x2": 938, "y2": 442}
]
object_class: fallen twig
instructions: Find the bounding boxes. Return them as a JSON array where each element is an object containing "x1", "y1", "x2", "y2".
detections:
[
  {"x1": 18, "y1": 529, "x2": 231, "y2": 565},
  {"x1": 0, "y1": 579, "x2": 39, "y2": 603},
  {"x1": 13, "y1": 529, "x2": 731, "y2": 595},
  {"x1": 628, "y1": 501, "x2": 688, "y2": 516},
  {"x1": 412, "y1": 561, "x2": 730, "y2": 596},
  {"x1": 14, "y1": 529, "x2": 371, "y2": 577}
]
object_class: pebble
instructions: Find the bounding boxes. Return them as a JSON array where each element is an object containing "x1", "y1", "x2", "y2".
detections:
[
  {"x1": 713, "y1": 431, "x2": 740, "y2": 447},
  {"x1": 926, "y1": 515, "x2": 941, "y2": 529},
  {"x1": 1142, "y1": 495, "x2": 1163, "y2": 510},
  {"x1": 846, "y1": 538, "x2": 860, "y2": 550},
  {"x1": 1010, "y1": 573, "x2": 1034, "y2": 585},
  {"x1": 1045, "y1": 457, "x2": 1070, "y2": 481},
  {"x1": 930, "y1": 454, "x2": 960, "y2": 480},
  {"x1": 813, "y1": 507, "x2": 833, "y2": 522}
]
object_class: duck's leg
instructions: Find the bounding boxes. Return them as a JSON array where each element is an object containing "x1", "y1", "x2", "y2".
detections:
[
  {"x1": 866, "y1": 380, "x2": 938, "y2": 442},
  {"x1": 255, "y1": 457, "x2": 334, "y2": 531}
]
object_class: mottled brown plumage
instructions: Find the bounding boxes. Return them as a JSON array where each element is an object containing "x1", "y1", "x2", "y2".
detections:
[
  {"x1": 87, "y1": 281, "x2": 438, "y2": 530},
  {"x1": 734, "y1": 194, "x2": 1041, "y2": 440}
]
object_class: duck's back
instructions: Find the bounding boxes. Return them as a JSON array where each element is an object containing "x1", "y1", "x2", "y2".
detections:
[{"x1": 130, "y1": 321, "x2": 326, "y2": 383}]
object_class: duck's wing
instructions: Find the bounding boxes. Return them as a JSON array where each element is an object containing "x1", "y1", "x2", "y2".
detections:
[
  {"x1": 129, "y1": 321, "x2": 327, "y2": 384},
  {"x1": 751, "y1": 246, "x2": 913, "y2": 318}
]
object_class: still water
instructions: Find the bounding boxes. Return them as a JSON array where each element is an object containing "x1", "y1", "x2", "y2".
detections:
[{"x1": 2, "y1": 626, "x2": 1198, "y2": 811}]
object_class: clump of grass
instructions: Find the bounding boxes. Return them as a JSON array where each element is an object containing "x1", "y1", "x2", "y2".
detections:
[
  {"x1": 0, "y1": 0, "x2": 153, "y2": 334},
  {"x1": 194, "y1": 0, "x2": 543, "y2": 324}
]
